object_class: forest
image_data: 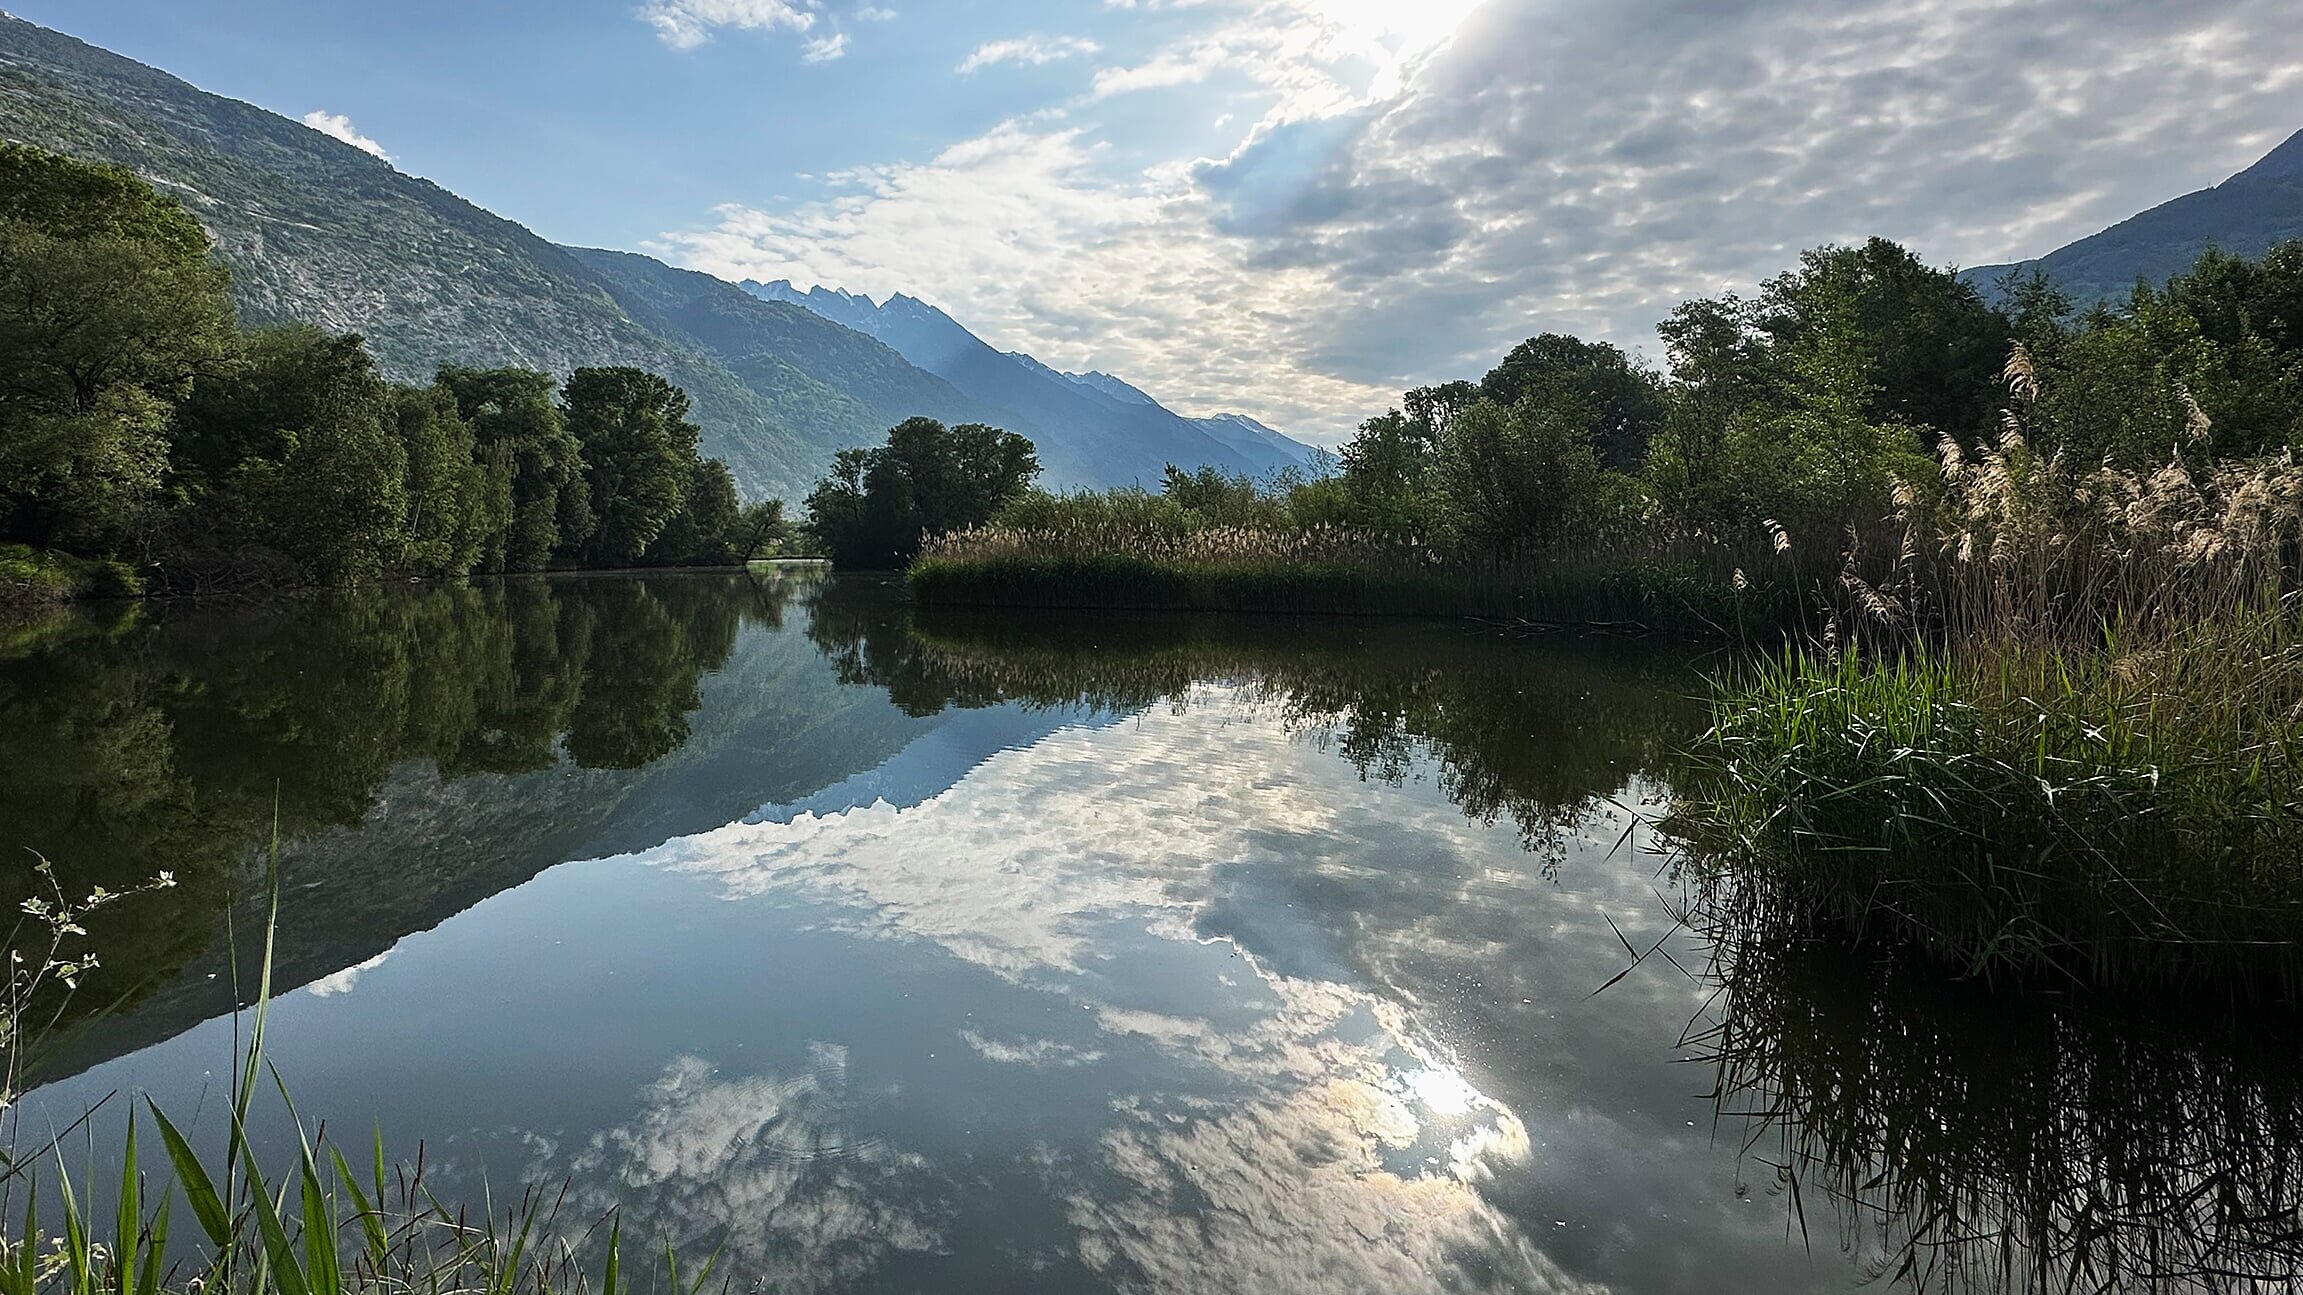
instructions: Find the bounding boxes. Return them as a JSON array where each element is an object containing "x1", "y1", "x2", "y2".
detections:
[{"x1": 0, "y1": 143, "x2": 778, "y2": 607}]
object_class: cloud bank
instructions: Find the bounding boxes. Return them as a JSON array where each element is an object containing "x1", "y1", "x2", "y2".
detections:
[{"x1": 658, "y1": 0, "x2": 2303, "y2": 443}]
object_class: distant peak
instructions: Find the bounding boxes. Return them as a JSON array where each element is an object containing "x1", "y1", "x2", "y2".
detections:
[
  {"x1": 2234, "y1": 127, "x2": 2303, "y2": 184},
  {"x1": 743, "y1": 278, "x2": 879, "y2": 308}
]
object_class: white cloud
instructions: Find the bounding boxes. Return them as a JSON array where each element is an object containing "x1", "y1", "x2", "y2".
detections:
[
  {"x1": 301, "y1": 109, "x2": 390, "y2": 161},
  {"x1": 802, "y1": 31, "x2": 849, "y2": 62},
  {"x1": 957, "y1": 34, "x2": 1103, "y2": 75},
  {"x1": 640, "y1": 0, "x2": 817, "y2": 49},
  {"x1": 649, "y1": 122, "x2": 1395, "y2": 442},
  {"x1": 660, "y1": 0, "x2": 2303, "y2": 444}
]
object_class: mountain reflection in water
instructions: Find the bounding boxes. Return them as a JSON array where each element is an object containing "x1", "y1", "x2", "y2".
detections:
[{"x1": 4, "y1": 574, "x2": 2300, "y2": 1292}]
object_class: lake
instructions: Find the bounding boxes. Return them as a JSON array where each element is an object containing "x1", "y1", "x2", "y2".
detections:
[{"x1": 5, "y1": 571, "x2": 2297, "y2": 1293}]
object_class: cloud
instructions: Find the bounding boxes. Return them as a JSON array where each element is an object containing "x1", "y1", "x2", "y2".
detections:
[
  {"x1": 640, "y1": 0, "x2": 817, "y2": 49},
  {"x1": 802, "y1": 31, "x2": 849, "y2": 62},
  {"x1": 649, "y1": 123, "x2": 1396, "y2": 443},
  {"x1": 300, "y1": 110, "x2": 390, "y2": 161},
  {"x1": 659, "y1": 0, "x2": 2303, "y2": 444},
  {"x1": 957, "y1": 34, "x2": 1103, "y2": 75}
]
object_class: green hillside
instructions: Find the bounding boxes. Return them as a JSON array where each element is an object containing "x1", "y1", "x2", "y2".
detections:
[
  {"x1": 0, "y1": 14, "x2": 866, "y2": 498},
  {"x1": 567, "y1": 247, "x2": 1006, "y2": 435}
]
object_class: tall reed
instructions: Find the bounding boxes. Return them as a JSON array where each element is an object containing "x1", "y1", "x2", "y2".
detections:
[
  {"x1": 912, "y1": 523, "x2": 1763, "y2": 632},
  {"x1": 1670, "y1": 612, "x2": 2303, "y2": 990}
]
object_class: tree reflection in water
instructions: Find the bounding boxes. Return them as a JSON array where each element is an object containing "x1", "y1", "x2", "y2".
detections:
[
  {"x1": 1687, "y1": 906, "x2": 2303, "y2": 1293},
  {"x1": 0, "y1": 568, "x2": 818, "y2": 1073},
  {"x1": 802, "y1": 580, "x2": 1706, "y2": 869},
  {"x1": 823, "y1": 587, "x2": 2303, "y2": 1293}
]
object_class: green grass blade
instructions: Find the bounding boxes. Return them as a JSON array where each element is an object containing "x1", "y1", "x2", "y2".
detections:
[
  {"x1": 330, "y1": 1147, "x2": 388, "y2": 1268},
  {"x1": 55, "y1": 1154, "x2": 90, "y2": 1295},
  {"x1": 236, "y1": 1140, "x2": 312, "y2": 1295},
  {"x1": 135, "y1": 1195, "x2": 170, "y2": 1295},
  {"x1": 146, "y1": 1102, "x2": 231, "y2": 1251},
  {"x1": 114, "y1": 1114, "x2": 140, "y2": 1295}
]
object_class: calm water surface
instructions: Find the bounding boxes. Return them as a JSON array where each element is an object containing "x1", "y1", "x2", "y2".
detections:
[{"x1": 5, "y1": 572, "x2": 2297, "y2": 1293}]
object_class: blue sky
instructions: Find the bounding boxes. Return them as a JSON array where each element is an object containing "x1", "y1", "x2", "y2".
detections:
[{"x1": 17, "y1": 1, "x2": 2303, "y2": 442}]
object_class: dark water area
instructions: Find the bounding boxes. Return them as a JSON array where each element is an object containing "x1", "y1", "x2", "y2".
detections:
[{"x1": 3, "y1": 572, "x2": 2298, "y2": 1293}]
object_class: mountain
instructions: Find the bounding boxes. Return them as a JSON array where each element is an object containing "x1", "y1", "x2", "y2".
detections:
[
  {"x1": 0, "y1": 15, "x2": 1311, "y2": 501},
  {"x1": 1054, "y1": 369, "x2": 1320, "y2": 471},
  {"x1": 746, "y1": 279, "x2": 1319, "y2": 486},
  {"x1": 1969, "y1": 128, "x2": 2303, "y2": 305},
  {"x1": 0, "y1": 13, "x2": 860, "y2": 497},
  {"x1": 1187, "y1": 412, "x2": 1324, "y2": 472},
  {"x1": 562, "y1": 248, "x2": 1008, "y2": 437}
]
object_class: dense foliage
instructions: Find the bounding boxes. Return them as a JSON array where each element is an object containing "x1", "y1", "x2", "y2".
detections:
[
  {"x1": 912, "y1": 235, "x2": 2303, "y2": 636},
  {"x1": 804, "y1": 416, "x2": 1040, "y2": 567},
  {"x1": 0, "y1": 144, "x2": 774, "y2": 600}
]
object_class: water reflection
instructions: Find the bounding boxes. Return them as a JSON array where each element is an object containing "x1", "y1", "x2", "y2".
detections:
[
  {"x1": 1, "y1": 568, "x2": 855, "y2": 1079},
  {"x1": 1697, "y1": 915, "x2": 2303, "y2": 1291},
  {"x1": 816, "y1": 594, "x2": 2303, "y2": 1292},
  {"x1": 804, "y1": 579, "x2": 1705, "y2": 863},
  {"x1": 9, "y1": 578, "x2": 2303, "y2": 1292}
]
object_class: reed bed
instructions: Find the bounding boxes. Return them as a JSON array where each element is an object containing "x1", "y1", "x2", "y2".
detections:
[
  {"x1": 911, "y1": 523, "x2": 1759, "y2": 632},
  {"x1": 1659, "y1": 347, "x2": 2303, "y2": 991},
  {"x1": 1669, "y1": 614, "x2": 2303, "y2": 990}
]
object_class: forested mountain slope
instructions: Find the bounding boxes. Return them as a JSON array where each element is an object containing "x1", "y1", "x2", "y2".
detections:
[
  {"x1": 0, "y1": 15, "x2": 863, "y2": 496},
  {"x1": 0, "y1": 13, "x2": 1318, "y2": 497}
]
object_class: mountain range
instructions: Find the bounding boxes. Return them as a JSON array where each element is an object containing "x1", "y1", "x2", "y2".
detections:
[
  {"x1": 1967, "y1": 128, "x2": 2303, "y2": 304},
  {"x1": 0, "y1": 14, "x2": 1314, "y2": 499},
  {"x1": 745, "y1": 280, "x2": 1320, "y2": 484}
]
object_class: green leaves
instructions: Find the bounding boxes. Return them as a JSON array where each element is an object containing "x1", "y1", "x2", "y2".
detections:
[{"x1": 806, "y1": 417, "x2": 1041, "y2": 569}]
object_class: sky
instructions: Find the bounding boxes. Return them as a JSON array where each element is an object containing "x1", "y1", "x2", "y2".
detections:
[{"x1": 17, "y1": 0, "x2": 2303, "y2": 443}]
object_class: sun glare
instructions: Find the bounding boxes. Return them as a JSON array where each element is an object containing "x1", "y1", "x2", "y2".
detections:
[{"x1": 1306, "y1": 0, "x2": 1484, "y2": 53}]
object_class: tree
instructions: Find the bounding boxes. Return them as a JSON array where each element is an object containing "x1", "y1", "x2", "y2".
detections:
[
  {"x1": 561, "y1": 367, "x2": 699, "y2": 566},
  {"x1": 171, "y1": 327, "x2": 410, "y2": 584},
  {"x1": 648, "y1": 458, "x2": 745, "y2": 566},
  {"x1": 804, "y1": 418, "x2": 1040, "y2": 567},
  {"x1": 1480, "y1": 335, "x2": 1666, "y2": 470},
  {"x1": 1337, "y1": 411, "x2": 1442, "y2": 534},
  {"x1": 0, "y1": 143, "x2": 235, "y2": 553},
  {"x1": 1432, "y1": 392, "x2": 1606, "y2": 555},
  {"x1": 439, "y1": 367, "x2": 588, "y2": 572},
  {"x1": 392, "y1": 382, "x2": 490, "y2": 576},
  {"x1": 1664, "y1": 238, "x2": 2010, "y2": 451}
]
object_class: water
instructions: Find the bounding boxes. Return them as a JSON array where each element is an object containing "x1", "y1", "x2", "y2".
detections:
[{"x1": 4, "y1": 572, "x2": 2297, "y2": 1293}]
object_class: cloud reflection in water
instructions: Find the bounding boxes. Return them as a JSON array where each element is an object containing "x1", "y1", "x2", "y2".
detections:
[{"x1": 614, "y1": 686, "x2": 1599, "y2": 1292}]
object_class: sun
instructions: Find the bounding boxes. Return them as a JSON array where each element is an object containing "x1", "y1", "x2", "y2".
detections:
[{"x1": 1304, "y1": 0, "x2": 1485, "y2": 54}]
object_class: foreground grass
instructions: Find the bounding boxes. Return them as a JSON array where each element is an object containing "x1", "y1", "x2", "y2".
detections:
[
  {"x1": 1667, "y1": 615, "x2": 2303, "y2": 991},
  {"x1": 0, "y1": 859, "x2": 702, "y2": 1295}
]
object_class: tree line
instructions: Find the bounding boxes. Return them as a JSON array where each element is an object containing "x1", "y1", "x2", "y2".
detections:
[
  {"x1": 0, "y1": 142, "x2": 777, "y2": 599},
  {"x1": 918, "y1": 235, "x2": 2303, "y2": 582}
]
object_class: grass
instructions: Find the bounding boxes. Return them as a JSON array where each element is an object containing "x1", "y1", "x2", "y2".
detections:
[
  {"x1": 0, "y1": 548, "x2": 140, "y2": 615},
  {"x1": 910, "y1": 525, "x2": 1774, "y2": 635},
  {"x1": 1666, "y1": 613, "x2": 2303, "y2": 991},
  {"x1": 0, "y1": 844, "x2": 707, "y2": 1295}
]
